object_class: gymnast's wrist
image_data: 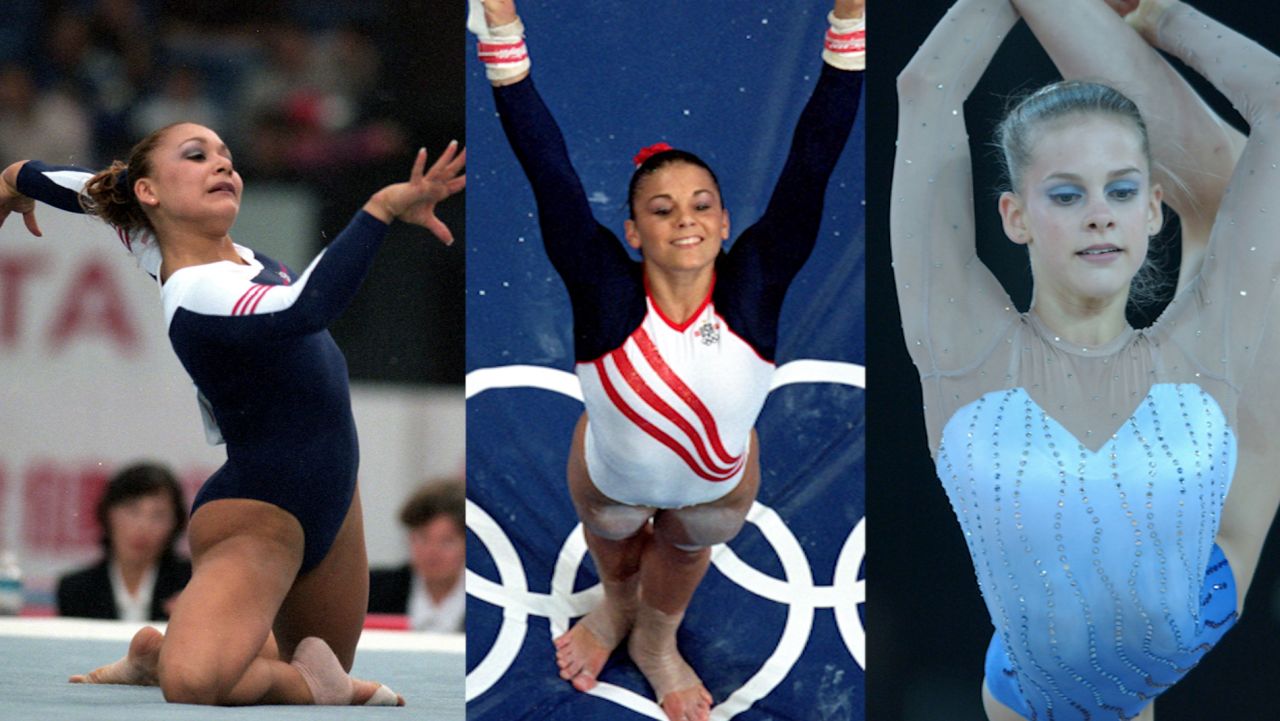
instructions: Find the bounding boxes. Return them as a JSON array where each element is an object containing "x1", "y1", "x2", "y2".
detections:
[
  {"x1": 823, "y1": 10, "x2": 865, "y2": 71},
  {"x1": 478, "y1": 16, "x2": 531, "y2": 85},
  {"x1": 1, "y1": 161, "x2": 26, "y2": 195},
  {"x1": 361, "y1": 191, "x2": 396, "y2": 225}
]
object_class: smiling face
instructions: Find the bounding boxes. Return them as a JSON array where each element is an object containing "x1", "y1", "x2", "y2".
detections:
[
  {"x1": 999, "y1": 113, "x2": 1162, "y2": 310},
  {"x1": 132, "y1": 122, "x2": 242, "y2": 236},
  {"x1": 624, "y1": 161, "x2": 729, "y2": 275}
]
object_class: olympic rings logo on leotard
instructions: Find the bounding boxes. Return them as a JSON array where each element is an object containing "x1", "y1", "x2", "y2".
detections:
[{"x1": 464, "y1": 362, "x2": 866, "y2": 717}]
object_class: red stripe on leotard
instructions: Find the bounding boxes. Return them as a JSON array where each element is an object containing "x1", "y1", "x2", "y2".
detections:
[
  {"x1": 594, "y1": 354, "x2": 741, "y2": 482},
  {"x1": 610, "y1": 345, "x2": 741, "y2": 477},
  {"x1": 632, "y1": 328, "x2": 740, "y2": 467}
]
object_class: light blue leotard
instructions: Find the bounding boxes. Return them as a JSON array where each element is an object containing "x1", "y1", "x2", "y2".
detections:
[{"x1": 892, "y1": 1, "x2": 1280, "y2": 717}]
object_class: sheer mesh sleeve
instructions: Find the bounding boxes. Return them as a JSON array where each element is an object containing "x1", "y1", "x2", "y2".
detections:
[
  {"x1": 1150, "y1": 3, "x2": 1280, "y2": 394},
  {"x1": 891, "y1": 0, "x2": 1021, "y2": 378}
]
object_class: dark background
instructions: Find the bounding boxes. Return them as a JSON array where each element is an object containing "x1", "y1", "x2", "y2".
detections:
[{"x1": 866, "y1": 2, "x2": 1280, "y2": 719}]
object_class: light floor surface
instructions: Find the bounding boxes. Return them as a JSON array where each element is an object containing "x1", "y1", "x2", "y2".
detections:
[{"x1": 0, "y1": 617, "x2": 463, "y2": 721}]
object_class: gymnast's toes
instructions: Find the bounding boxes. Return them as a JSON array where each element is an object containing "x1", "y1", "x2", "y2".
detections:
[{"x1": 659, "y1": 685, "x2": 712, "y2": 721}]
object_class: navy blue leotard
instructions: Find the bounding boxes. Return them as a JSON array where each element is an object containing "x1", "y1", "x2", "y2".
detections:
[
  {"x1": 495, "y1": 63, "x2": 861, "y2": 507},
  {"x1": 18, "y1": 161, "x2": 387, "y2": 573}
]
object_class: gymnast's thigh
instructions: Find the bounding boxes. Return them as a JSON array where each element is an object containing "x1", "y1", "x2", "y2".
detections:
[
  {"x1": 273, "y1": 486, "x2": 369, "y2": 671},
  {"x1": 566, "y1": 412, "x2": 656, "y2": 541},
  {"x1": 194, "y1": 456, "x2": 356, "y2": 576}
]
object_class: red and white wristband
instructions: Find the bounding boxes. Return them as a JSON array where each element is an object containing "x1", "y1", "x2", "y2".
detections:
[
  {"x1": 476, "y1": 17, "x2": 531, "y2": 82},
  {"x1": 823, "y1": 11, "x2": 865, "y2": 71}
]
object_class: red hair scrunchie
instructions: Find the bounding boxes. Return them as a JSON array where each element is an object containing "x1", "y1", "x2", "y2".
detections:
[{"x1": 633, "y1": 142, "x2": 674, "y2": 168}]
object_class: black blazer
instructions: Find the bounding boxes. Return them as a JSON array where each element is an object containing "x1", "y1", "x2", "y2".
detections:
[
  {"x1": 56, "y1": 553, "x2": 192, "y2": 621},
  {"x1": 367, "y1": 564, "x2": 413, "y2": 615}
]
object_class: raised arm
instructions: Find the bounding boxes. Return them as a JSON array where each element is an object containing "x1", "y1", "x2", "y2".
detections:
[
  {"x1": 1143, "y1": 0, "x2": 1280, "y2": 379},
  {"x1": 712, "y1": 3, "x2": 864, "y2": 362},
  {"x1": 728, "y1": 3, "x2": 864, "y2": 279},
  {"x1": 892, "y1": 0, "x2": 1020, "y2": 374},
  {"x1": 473, "y1": 1, "x2": 633, "y2": 291},
  {"x1": 1013, "y1": 0, "x2": 1244, "y2": 283}
]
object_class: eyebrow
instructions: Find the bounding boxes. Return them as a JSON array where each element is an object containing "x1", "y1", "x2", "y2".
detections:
[
  {"x1": 1043, "y1": 167, "x2": 1142, "y2": 184},
  {"x1": 646, "y1": 188, "x2": 718, "y2": 202},
  {"x1": 180, "y1": 137, "x2": 232, "y2": 156}
]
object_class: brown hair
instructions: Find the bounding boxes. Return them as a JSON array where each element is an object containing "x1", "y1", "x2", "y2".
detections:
[
  {"x1": 400, "y1": 478, "x2": 465, "y2": 532},
  {"x1": 628, "y1": 148, "x2": 723, "y2": 219},
  {"x1": 80, "y1": 122, "x2": 186, "y2": 232}
]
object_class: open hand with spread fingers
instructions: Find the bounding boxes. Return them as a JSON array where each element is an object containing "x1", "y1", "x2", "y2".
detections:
[{"x1": 364, "y1": 142, "x2": 466, "y2": 244}]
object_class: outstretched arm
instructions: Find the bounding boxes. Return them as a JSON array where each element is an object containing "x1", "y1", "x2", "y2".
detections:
[
  {"x1": 892, "y1": 0, "x2": 1020, "y2": 374},
  {"x1": 477, "y1": 3, "x2": 634, "y2": 291},
  {"x1": 1012, "y1": 0, "x2": 1244, "y2": 285},
  {"x1": 169, "y1": 146, "x2": 464, "y2": 343},
  {"x1": 728, "y1": 1, "x2": 865, "y2": 279},
  {"x1": 0, "y1": 159, "x2": 91, "y2": 237},
  {"x1": 714, "y1": 2, "x2": 865, "y2": 362}
]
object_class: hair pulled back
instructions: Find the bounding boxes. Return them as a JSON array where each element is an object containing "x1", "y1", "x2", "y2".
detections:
[
  {"x1": 996, "y1": 80, "x2": 1151, "y2": 192},
  {"x1": 997, "y1": 81, "x2": 1172, "y2": 317},
  {"x1": 627, "y1": 148, "x2": 723, "y2": 218},
  {"x1": 80, "y1": 122, "x2": 186, "y2": 232}
]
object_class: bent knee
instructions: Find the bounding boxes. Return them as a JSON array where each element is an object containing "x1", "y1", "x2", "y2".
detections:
[{"x1": 160, "y1": 663, "x2": 229, "y2": 706}]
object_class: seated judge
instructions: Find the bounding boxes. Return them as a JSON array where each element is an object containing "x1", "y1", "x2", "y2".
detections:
[
  {"x1": 369, "y1": 478, "x2": 464, "y2": 633},
  {"x1": 57, "y1": 462, "x2": 192, "y2": 621}
]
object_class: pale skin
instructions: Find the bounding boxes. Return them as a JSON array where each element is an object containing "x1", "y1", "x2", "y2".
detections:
[
  {"x1": 984, "y1": 1, "x2": 1266, "y2": 718},
  {"x1": 0, "y1": 123, "x2": 465, "y2": 705},
  {"x1": 480, "y1": 2, "x2": 861, "y2": 719}
]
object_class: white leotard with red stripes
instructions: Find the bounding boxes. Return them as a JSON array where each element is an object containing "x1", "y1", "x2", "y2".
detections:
[{"x1": 577, "y1": 292, "x2": 774, "y2": 508}]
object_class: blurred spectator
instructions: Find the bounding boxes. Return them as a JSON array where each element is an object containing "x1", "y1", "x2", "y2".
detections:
[
  {"x1": 57, "y1": 462, "x2": 192, "y2": 621},
  {"x1": 369, "y1": 478, "x2": 465, "y2": 633},
  {"x1": 0, "y1": 63, "x2": 92, "y2": 165},
  {"x1": 40, "y1": 8, "x2": 147, "y2": 163},
  {"x1": 130, "y1": 66, "x2": 224, "y2": 139},
  {"x1": 239, "y1": 21, "x2": 404, "y2": 174}
]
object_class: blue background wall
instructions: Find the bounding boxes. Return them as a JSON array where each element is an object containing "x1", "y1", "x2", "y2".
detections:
[{"x1": 464, "y1": 3, "x2": 865, "y2": 719}]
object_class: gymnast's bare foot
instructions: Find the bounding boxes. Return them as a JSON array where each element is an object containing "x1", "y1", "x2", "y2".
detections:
[
  {"x1": 628, "y1": 634, "x2": 711, "y2": 721},
  {"x1": 628, "y1": 607, "x2": 711, "y2": 721},
  {"x1": 70, "y1": 625, "x2": 163, "y2": 685},
  {"x1": 658, "y1": 684, "x2": 714, "y2": 721},
  {"x1": 554, "y1": 594, "x2": 637, "y2": 692}
]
